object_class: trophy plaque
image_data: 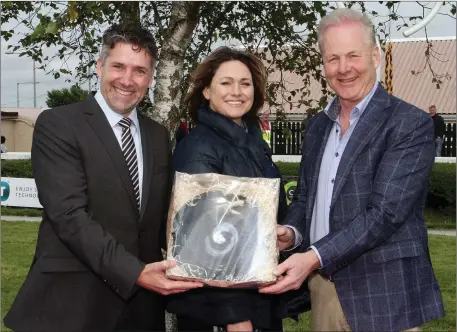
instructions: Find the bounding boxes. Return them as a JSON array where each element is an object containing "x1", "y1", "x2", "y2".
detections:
[{"x1": 166, "y1": 172, "x2": 280, "y2": 288}]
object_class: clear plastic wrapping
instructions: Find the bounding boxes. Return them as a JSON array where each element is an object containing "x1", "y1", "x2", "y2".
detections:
[{"x1": 166, "y1": 172, "x2": 280, "y2": 288}]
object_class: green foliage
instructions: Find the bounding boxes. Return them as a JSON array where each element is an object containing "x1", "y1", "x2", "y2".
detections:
[
  {"x1": 0, "y1": 1, "x2": 390, "y2": 122},
  {"x1": 425, "y1": 208, "x2": 456, "y2": 228},
  {"x1": 1, "y1": 2, "x2": 455, "y2": 125},
  {"x1": 46, "y1": 84, "x2": 89, "y2": 108},
  {"x1": 276, "y1": 162, "x2": 301, "y2": 177},
  {"x1": 1, "y1": 207, "x2": 42, "y2": 217},
  {"x1": 1, "y1": 160, "x2": 33, "y2": 178},
  {"x1": 3, "y1": 1, "x2": 455, "y2": 126},
  {"x1": 427, "y1": 163, "x2": 456, "y2": 214}
]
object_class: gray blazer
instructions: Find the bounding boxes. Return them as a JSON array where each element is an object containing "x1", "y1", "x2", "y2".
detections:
[{"x1": 285, "y1": 85, "x2": 444, "y2": 331}]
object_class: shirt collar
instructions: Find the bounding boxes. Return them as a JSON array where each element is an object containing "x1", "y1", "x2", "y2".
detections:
[
  {"x1": 324, "y1": 81, "x2": 379, "y2": 122},
  {"x1": 94, "y1": 90, "x2": 140, "y2": 130}
]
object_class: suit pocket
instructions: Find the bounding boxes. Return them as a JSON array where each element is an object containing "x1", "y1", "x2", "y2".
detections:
[
  {"x1": 371, "y1": 240, "x2": 424, "y2": 263},
  {"x1": 39, "y1": 256, "x2": 88, "y2": 273}
]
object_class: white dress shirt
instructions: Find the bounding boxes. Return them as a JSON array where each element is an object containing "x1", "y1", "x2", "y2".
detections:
[{"x1": 94, "y1": 91, "x2": 144, "y2": 204}]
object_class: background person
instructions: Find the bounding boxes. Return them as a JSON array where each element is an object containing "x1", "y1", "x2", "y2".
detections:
[
  {"x1": 1, "y1": 135, "x2": 8, "y2": 153},
  {"x1": 429, "y1": 104, "x2": 446, "y2": 157}
]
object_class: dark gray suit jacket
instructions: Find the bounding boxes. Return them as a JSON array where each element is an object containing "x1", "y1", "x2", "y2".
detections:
[
  {"x1": 285, "y1": 85, "x2": 445, "y2": 331},
  {"x1": 4, "y1": 96, "x2": 172, "y2": 332}
]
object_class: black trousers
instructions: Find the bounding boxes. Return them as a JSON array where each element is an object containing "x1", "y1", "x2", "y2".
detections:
[
  {"x1": 177, "y1": 315, "x2": 214, "y2": 332},
  {"x1": 176, "y1": 315, "x2": 283, "y2": 332},
  {"x1": 113, "y1": 291, "x2": 165, "y2": 332}
]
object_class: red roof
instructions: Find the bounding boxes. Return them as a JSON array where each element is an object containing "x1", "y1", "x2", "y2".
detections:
[{"x1": 387, "y1": 37, "x2": 455, "y2": 115}]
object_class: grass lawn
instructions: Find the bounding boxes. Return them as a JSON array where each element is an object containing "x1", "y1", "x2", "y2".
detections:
[
  {"x1": 1, "y1": 221, "x2": 455, "y2": 331},
  {"x1": 283, "y1": 234, "x2": 456, "y2": 331},
  {"x1": 1, "y1": 221, "x2": 39, "y2": 332}
]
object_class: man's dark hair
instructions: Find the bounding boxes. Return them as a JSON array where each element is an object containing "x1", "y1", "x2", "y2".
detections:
[
  {"x1": 1, "y1": 136, "x2": 5, "y2": 144},
  {"x1": 100, "y1": 24, "x2": 158, "y2": 67}
]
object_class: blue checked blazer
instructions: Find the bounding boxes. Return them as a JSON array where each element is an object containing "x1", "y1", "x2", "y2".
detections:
[{"x1": 285, "y1": 85, "x2": 445, "y2": 331}]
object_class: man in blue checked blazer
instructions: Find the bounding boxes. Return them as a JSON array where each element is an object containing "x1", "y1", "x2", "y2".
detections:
[{"x1": 260, "y1": 8, "x2": 444, "y2": 332}]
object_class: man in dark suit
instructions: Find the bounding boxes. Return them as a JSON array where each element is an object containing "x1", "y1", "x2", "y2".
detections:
[
  {"x1": 260, "y1": 8, "x2": 444, "y2": 332},
  {"x1": 4, "y1": 24, "x2": 202, "y2": 332}
]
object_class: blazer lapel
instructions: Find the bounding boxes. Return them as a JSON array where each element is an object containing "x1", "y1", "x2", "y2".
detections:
[
  {"x1": 330, "y1": 85, "x2": 392, "y2": 208},
  {"x1": 306, "y1": 115, "x2": 333, "y2": 220},
  {"x1": 84, "y1": 96, "x2": 139, "y2": 214},
  {"x1": 139, "y1": 116, "x2": 153, "y2": 221}
]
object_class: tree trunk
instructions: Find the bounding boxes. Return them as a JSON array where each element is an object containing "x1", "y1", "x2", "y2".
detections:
[
  {"x1": 150, "y1": 5, "x2": 202, "y2": 330},
  {"x1": 147, "y1": 1, "x2": 201, "y2": 132}
]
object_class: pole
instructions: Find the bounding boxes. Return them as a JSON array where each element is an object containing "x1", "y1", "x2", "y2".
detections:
[
  {"x1": 403, "y1": 2, "x2": 442, "y2": 37},
  {"x1": 16, "y1": 82, "x2": 38, "y2": 108},
  {"x1": 6, "y1": 51, "x2": 40, "y2": 108},
  {"x1": 33, "y1": 60, "x2": 37, "y2": 108}
]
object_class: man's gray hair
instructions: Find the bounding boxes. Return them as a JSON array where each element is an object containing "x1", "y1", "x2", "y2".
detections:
[{"x1": 318, "y1": 8, "x2": 376, "y2": 53}]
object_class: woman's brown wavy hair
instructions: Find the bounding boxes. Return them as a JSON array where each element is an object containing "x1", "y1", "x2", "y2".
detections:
[{"x1": 185, "y1": 47, "x2": 267, "y2": 123}]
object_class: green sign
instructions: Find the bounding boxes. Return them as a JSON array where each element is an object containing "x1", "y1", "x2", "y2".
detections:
[
  {"x1": 284, "y1": 181, "x2": 297, "y2": 205},
  {"x1": 1, "y1": 181, "x2": 10, "y2": 202}
]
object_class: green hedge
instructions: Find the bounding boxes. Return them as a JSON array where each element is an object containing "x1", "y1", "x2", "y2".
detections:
[
  {"x1": 276, "y1": 162, "x2": 456, "y2": 213},
  {"x1": 427, "y1": 163, "x2": 456, "y2": 214},
  {"x1": 2, "y1": 159, "x2": 455, "y2": 212},
  {"x1": 275, "y1": 162, "x2": 301, "y2": 177},
  {"x1": 2, "y1": 160, "x2": 304, "y2": 179},
  {"x1": 1, "y1": 159, "x2": 33, "y2": 178}
]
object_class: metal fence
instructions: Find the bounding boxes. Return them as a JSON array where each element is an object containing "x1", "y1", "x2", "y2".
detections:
[
  {"x1": 187, "y1": 121, "x2": 456, "y2": 157},
  {"x1": 441, "y1": 123, "x2": 456, "y2": 157},
  {"x1": 269, "y1": 121, "x2": 456, "y2": 157}
]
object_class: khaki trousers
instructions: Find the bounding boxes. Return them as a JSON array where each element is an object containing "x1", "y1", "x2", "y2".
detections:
[{"x1": 307, "y1": 272, "x2": 421, "y2": 332}]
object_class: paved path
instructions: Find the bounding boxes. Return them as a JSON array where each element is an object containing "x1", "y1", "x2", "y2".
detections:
[
  {"x1": 1, "y1": 215, "x2": 42, "y2": 222},
  {"x1": 1, "y1": 215, "x2": 456, "y2": 236},
  {"x1": 427, "y1": 229, "x2": 456, "y2": 237}
]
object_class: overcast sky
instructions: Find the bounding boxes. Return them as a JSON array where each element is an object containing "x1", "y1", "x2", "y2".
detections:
[{"x1": 1, "y1": 1, "x2": 455, "y2": 109}]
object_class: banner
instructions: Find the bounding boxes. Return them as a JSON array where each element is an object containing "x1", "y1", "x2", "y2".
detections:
[{"x1": 1, "y1": 177, "x2": 42, "y2": 208}]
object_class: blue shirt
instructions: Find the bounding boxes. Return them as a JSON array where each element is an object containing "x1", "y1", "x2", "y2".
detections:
[{"x1": 307, "y1": 82, "x2": 379, "y2": 265}]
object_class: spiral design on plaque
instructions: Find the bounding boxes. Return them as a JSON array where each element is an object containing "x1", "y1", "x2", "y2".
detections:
[
  {"x1": 171, "y1": 190, "x2": 258, "y2": 281},
  {"x1": 204, "y1": 222, "x2": 239, "y2": 256}
]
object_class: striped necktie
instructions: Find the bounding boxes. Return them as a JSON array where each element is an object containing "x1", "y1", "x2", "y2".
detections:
[{"x1": 118, "y1": 117, "x2": 140, "y2": 210}]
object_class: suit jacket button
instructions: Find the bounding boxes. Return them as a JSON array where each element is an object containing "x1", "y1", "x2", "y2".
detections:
[{"x1": 139, "y1": 231, "x2": 144, "y2": 238}]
